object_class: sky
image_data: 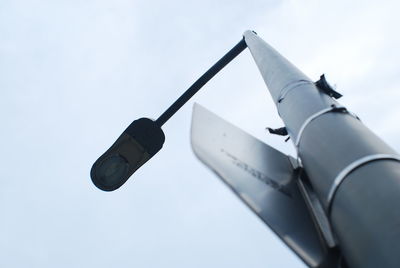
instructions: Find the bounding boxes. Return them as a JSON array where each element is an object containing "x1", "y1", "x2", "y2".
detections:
[{"x1": 1, "y1": 0, "x2": 400, "y2": 267}]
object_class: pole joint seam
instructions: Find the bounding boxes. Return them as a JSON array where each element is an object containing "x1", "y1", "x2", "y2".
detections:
[
  {"x1": 277, "y1": 80, "x2": 313, "y2": 104},
  {"x1": 326, "y1": 154, "x2": 400, "y2": 212}
]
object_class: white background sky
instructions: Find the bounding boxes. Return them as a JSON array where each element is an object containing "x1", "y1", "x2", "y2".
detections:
[{"x1": 1, "y1": 0, "x2": 400, "y2": 267}]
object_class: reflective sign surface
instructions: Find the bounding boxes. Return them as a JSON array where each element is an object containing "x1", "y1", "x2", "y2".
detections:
[{"x1": 190, "y1": 103, "x2": 327, "y2": 267}]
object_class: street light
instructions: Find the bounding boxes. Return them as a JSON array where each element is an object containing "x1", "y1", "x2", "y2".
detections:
[
  {"x1": 89, "y1": 30, "x2": 400, "y2": 268},
  {"x1": 90, "y1": 38, "x2": 247, "y2": 191},
  {"x1": 90, "y1": 118, "x2": 165, "y2": 191}
]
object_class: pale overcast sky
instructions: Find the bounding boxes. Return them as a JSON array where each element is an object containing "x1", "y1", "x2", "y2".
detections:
[{"x1": 1, "y1": 0, "x2": 400, "y2": 267}]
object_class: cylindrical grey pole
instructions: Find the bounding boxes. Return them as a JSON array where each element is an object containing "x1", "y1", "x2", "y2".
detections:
[{"x1": 243, "y1": 30, "x2": 400, "y2": 267}]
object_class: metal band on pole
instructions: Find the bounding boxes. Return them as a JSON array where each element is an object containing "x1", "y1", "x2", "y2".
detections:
[
  {"x1": 326, "y1": 154, "x2": 400, "y2": 210},
  {"x1": 295, "y1": 105, "x2": 347, "y2": 147}
]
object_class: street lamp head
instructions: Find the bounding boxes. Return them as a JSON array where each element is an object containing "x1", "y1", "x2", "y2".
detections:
[
  {"x1": 90, "y1": 118, "x2": 165, "y2": 191},
  {"x1": 90, "y1": 38, "x2": 247, "y2": 191}
]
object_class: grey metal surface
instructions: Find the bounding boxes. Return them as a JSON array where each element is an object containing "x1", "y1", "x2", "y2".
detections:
[
  {"x1": 326, "y1": 154, "x2": 400, "y2": 208},
  {"x1": 298, "y1": 112, "x2": 397, "y2": 209},
  {"x1": 243, "y1": 30, "x2": 400, "y2": 267},
  {"x1": 297, "y1": 178, "x2": 336, "y2": 248},
  {"x1": 190, "y1": 103, "x2": 328, "y2": 268},
  {"x1": 243, "y1": 31, "x2": 338, "y2": 141},
  {"x1": 295, "y1": 106, "x2": 346, "y2": 147},
  {"x1": 330, "y1": 160, "x2": 400, "y2": 268}
]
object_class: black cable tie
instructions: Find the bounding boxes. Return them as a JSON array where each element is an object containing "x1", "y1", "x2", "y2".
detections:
[
  {"x1": 315, "y1": 74, "x2": 342, "y2": 99},
  {"x1": 266, "y1": 127, "x2": 288, "y2": 136}
]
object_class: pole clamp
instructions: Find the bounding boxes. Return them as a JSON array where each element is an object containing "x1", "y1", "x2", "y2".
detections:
[
  {"x1": 295, "y1": 105, "x2": 347, "y2": 147},
  {"x1": 326, "y1": 154, "x2": 400, "y2": 211}
]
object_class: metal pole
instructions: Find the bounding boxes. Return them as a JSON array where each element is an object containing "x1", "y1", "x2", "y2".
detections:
[
  {"x1": 155, "y1": 39, "x2": 247, "y2": 126},
  {"x1": 243, "y1": 30, "x2": 400, "y2": 267}
]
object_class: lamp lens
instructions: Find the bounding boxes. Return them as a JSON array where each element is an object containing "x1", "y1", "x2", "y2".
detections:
[{"x1": 96, "y1": 155, "x2": 129, "y2": 186}]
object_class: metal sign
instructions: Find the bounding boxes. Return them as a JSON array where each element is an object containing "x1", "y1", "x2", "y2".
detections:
[{"x1": 190, "y1": 103, "x2": 328, "y2": 267}]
